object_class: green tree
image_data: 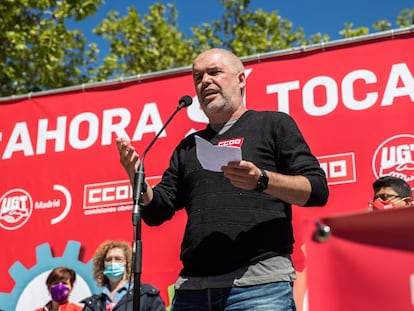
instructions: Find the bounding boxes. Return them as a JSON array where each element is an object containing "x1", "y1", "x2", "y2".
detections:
[
  {"x1": 1, "y1": 1, "x2": 412, "y2": 97},
  {"x1": 92, "y1": 3, "x2": 197, "y2": 81},
  {"x1": 92, "y1": 0, "x2": 327, "y2": 80},
  {"x1": 340, "y1": 23, "x2": 370, "y2": 38},
  {"x1": 340, "y1": 8, "x2": 414, "y2": 38},
  {"x1": 396, "y1": 8, "x2": 414, "y2": 28},
  {"x1": 92, "y1": 1, "x2": 414, "y2": 80},
  {"x1": 0, "y1": 0, "x2": 101, "y2": 97},
  {"x1": 189, "y1": 0, "x2": 329, "y2": 57}
]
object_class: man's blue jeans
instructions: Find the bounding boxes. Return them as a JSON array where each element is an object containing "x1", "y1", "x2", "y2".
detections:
[{"x1": 171, "y1": 281, "x2": 296, "y2": 311}]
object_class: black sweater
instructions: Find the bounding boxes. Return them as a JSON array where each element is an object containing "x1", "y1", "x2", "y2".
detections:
[{"x1": 143, "y1": 110, "x2": 328, "y2": 276}]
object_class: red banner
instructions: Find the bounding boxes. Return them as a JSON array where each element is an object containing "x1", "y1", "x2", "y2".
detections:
[
  {"x1": 1, "y1": 30, "x2": 413, "y2": 310},
  {"x1": 306, "y1": 207, "x2": 414, "y2": 310}
]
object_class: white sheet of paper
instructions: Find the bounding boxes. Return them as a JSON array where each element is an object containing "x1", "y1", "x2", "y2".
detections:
[{"x1": 195, "y1": 135, "x2": 242, "y2": 172}]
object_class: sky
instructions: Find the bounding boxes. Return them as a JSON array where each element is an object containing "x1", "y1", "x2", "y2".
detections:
[{"x1": 81, "y1": 0, "x2": 412, "y2": 43}]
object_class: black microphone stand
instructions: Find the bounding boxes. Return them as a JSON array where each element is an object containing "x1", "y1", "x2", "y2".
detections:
[{"x1": 131, "y1": 95, "x2": 192, "y2": 311}]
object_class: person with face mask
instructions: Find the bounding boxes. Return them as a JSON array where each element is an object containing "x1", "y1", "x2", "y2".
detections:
[
  {"x1": 35, "y1": 266, "x2": 83, "y2": 311},
  {"x1": 369, "y1": 175, "x2": 413, "y2": 210},
  {"x1": 81, "y1": 240, "x2": 166, "y2": 311}
]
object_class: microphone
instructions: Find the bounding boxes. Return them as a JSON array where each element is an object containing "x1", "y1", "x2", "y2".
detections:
[
  {"x1": 141, "y1": 95, "x2": 193, "y2": 161},
  {"x1": 130, "y1": 95, "x2": 193, "y2": 310},
  {"x1": 312, "y1": 221, "x2": 331, "y2": 242},
  {"x1": 178, "y1": 95, "x2": 193, "y2": 109},
  {"x1": 133, "y1": 95, "x2": 193, "y2": 215}
]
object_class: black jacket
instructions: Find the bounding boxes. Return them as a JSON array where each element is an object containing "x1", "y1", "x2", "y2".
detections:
[{"x1": 81, "y1": 283, "x2": 166, "y2": 311}]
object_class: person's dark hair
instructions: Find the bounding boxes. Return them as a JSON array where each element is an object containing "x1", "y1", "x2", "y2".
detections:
[
  {"x1": 46, "y1": 266, "x2": 77, "y2": 289},
  {"x1": 373, "y1": 176, "x2": 413, "y2": 199}
]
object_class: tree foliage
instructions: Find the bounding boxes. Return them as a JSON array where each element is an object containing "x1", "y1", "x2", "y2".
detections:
[
  {"x1": 189, "y1": 0, "x2": 313, "y2": 57},
  {"x1": 340, "y1": 8, "x2": 414, "y2": 38},
  {"x1": 92, "y1": 0, "x2": 327, "y2": 81},
  {"x1": 0, "y1": 0, "x2": 101, "y2": 97},
  {"x1": 91, "y1": 3, "x2": 197, "y2": 81},
  {"x1": 1, "y1": 0, "x2": 412, "y2": 97}
]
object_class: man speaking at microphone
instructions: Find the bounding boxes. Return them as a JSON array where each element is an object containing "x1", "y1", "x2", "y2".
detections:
[{"x1": 116, "y1": 48, "x2": 329, "y2": 311}]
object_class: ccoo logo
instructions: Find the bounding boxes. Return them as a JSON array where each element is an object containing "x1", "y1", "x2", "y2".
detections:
[
  {"x1": 0, "y1": 188, "x2": 33, "y2": 230},
  {"x1": 372, "y1": 134, "x2": 414, "y2": 188}
]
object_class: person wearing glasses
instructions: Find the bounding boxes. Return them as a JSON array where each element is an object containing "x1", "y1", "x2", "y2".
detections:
[
  {"x1": 81, "y1": 240, "x2": 165, "y2": 311},
  {"x1": 369, "y1": 175, "x2": 413, "y2": 210}
]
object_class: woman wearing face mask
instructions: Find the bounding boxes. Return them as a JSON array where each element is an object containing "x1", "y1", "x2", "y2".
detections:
[
  {"x1": 81, "y1": 240, "x2": 166, "y2": 311},
  {"x1": 35, "y1": 266, "x2": 83, "y2": 311}
]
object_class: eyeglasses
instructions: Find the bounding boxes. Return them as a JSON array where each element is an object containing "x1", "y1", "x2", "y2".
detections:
[
  {"x1": 104, "y1": 256, "x2": 125, "y2": 263},
  {"x1": 373, "y1": 193, "x2": 401, "y2": 202}
]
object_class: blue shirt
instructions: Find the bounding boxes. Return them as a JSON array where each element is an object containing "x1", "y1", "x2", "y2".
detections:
[{"x1": 102, "y1": 280, "x2": 131, "y2": 304}]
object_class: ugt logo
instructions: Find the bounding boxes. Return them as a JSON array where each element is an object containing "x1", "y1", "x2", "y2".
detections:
[
  {"x1": 372, "y1": 134, "x2": 414, "y2": 188},
  {"x1": 0, "y1": 188, "x2": 33, "y2": 230}
]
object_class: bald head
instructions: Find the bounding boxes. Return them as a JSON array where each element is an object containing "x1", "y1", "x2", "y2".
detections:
[{"x1": 193, "y1": 48, "x2": 244, "y2": 74}]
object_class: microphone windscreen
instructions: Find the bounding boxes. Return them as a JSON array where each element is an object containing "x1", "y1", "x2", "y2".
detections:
[{"x1": 178, "y1": 95, "x2": 193, "y2": 108}]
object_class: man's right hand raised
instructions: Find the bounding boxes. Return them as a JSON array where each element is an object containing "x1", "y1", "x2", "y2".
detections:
[{"x1": 116, "y1": 137, "x2": 140, "y2": 185}]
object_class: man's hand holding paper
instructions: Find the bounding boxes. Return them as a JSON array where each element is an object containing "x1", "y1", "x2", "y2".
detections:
[{"x1": 195, "y1": 135, "x2": 242, "y2": 172}]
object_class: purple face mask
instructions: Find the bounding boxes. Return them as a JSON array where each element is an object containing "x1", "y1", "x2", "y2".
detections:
[{"x1": 50, "y1": 283, "x2": 70, "y2": 304}]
